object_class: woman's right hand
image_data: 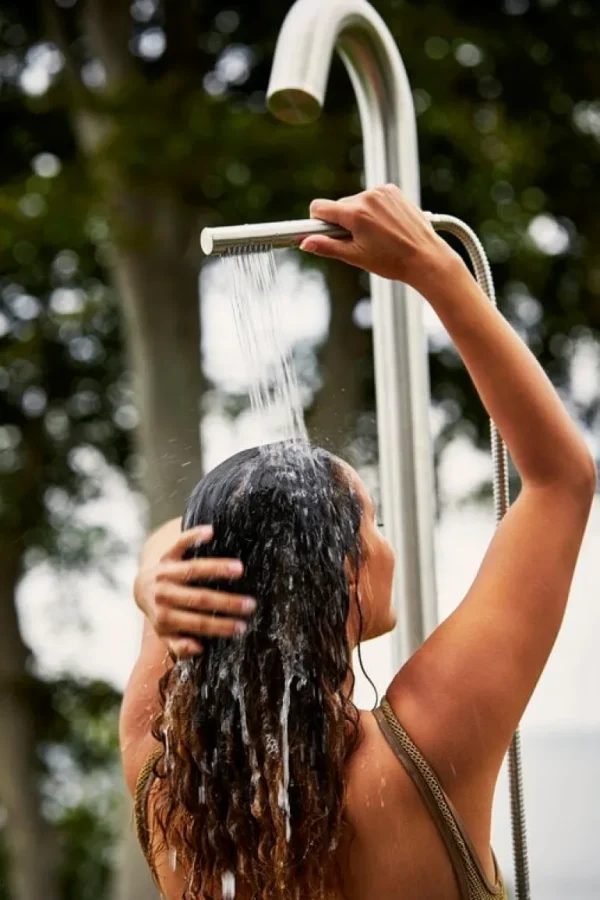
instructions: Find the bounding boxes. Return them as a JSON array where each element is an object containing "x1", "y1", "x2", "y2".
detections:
[
  {"x1": 134, "y1": 525, "x2": 256, "y2": 658},
  {"x1": 300, "y1": 184, "x2": 458, "y2": 292}
]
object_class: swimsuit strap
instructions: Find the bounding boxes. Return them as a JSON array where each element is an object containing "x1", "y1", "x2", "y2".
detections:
[
  {"x1": 373, "y1": 696, "x2": 506, "y2": 900},
  {"x1": 133, "y1": 748, "x2": 163, "y2": 887}
]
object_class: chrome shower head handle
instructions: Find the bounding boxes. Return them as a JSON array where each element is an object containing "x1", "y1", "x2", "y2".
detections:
[{"x1": 200, "y1": 218, "x2": 350, "y2": 256}]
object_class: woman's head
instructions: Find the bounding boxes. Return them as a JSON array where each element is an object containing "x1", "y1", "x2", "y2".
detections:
[
  {"x1": 181, "y1": 442, "x2": 396, "y2": 647},
  {"x1": 151, "y1": 441, "x2": 395, "y2": 899}
]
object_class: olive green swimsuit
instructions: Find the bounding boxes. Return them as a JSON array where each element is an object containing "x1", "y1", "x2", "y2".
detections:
[{"x1": 135, "y1": 695, "x2": 507, "y2": 899}]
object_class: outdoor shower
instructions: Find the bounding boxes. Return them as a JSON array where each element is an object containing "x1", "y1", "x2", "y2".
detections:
[{"x1": 201, "y1": 0, "x2": 531, "y2": 896}]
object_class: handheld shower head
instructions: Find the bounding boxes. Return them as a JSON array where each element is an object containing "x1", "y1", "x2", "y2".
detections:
[{"x1": 200, "y1": 218, "x2": 349, "y2": 256}]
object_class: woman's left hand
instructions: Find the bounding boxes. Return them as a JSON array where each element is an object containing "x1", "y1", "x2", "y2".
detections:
[
  {"x1": 134, "y1": 525, "x2": 256, "y2": 658},
  {"x1": 300, "y1": 184, "x2": 452, "y2": 292}
]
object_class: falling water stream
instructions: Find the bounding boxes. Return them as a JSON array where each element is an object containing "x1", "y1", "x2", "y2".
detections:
[
  {"x1": 223, "y1": 245, "x2": 303, "y2": 850},
  {"x1": 223, "y1": 246, "x2": 308, "y2": 442},
  {"x1": 213, "y1": 248, "x2": 311, "y2": 896},
  {"x1": 278, "y1": 672, "x2": 293, "y2": 843}
]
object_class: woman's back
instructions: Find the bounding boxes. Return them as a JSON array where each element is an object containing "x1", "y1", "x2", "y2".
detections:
[
  {"x1": 134, "y1": 693, "x2": 505, "y2": 900},
  {"x1": 340, "y1": 703, "x2": 504, "y2": 900}
]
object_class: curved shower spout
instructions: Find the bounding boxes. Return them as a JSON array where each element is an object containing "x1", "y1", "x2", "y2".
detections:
[{"x1": 267, "y1": 0, "x2": 437, "y2": 665}]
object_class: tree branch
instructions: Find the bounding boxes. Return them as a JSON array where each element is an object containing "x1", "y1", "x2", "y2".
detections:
[
  {"x1": 163, "y1": 0, "x2": 209, "y2": 73},
  {"x1": 42, "y1": 0, "x2": 85, "y2": 93}
]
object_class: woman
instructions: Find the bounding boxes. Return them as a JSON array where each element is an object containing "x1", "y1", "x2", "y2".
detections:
[{"x1": 120, "y1": 186, "x2": 596, "y2": 900}]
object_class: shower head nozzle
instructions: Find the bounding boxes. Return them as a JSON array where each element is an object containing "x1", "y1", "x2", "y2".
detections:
[{"x1": 200, "y1": 219, "x2": 349, "y2": 257}]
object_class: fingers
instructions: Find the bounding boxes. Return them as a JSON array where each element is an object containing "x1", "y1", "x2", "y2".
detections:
[
  {"x1": 158, "y1": 557, "x2": 244, "y2": 584},
  {"x1": 158, "y1": 583, "x2": 256, "y2": 617},
  {"x1": 306, "y1": 194, "x2": 361, "y2": 260},
  {"x1": 300, "y1": 235, "x2": 361, "y2": 265},
  {"x1": 157, "y1": 606, "x2": 249, "y2": 641},
  {"x1": 309, "y1": 197, "x2": 358, "y2": 229},
  {"x1": 161, "y1": 524, "x2": 214, "y2": 562}
]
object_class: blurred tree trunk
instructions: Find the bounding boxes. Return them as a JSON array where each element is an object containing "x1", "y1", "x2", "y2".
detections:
[
  {"x1": 110, "y1": 213, "x2": 198, "y2": 900},
  {"x1": 307, "y1": 259, "x2": 372, "y2": 457},
  {"x1": 106, "y1": 234, "x2": 202, "y2": 900},
  {"x1": 45, "y1": 3, "x2": 207, "y2": 896},
  {"x1": 107, "y1": 204, "x2": 205, "y2": 527},
  {"x1": 45, "y1": 0, "x2": 206, "y2": 526},
  {"x1": 0, "y1": 535, "x2": 61, "y2": 900},
  {"x1": 112, "y1": 809, "x2": 157, "y2": 900}
]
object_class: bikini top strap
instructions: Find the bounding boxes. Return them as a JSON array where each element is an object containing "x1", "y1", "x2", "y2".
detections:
[
  {"x1": 373, "y1": 696, "x2": 503, "y2": 899},
  {"x1": 133, "y1": 748, "x2": 163, "y2": 886}
]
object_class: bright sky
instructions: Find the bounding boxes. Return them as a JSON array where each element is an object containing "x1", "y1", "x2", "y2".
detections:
[{"x1": 16, "y1": 252, "x2": 600, "y2": 734}]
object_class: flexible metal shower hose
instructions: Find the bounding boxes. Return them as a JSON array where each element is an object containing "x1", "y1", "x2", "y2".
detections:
[{"x1": 427, "y1": 213, "x2": 531, "y2": 900}]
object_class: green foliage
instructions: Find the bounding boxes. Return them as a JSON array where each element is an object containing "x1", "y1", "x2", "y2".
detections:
[
  {"x1": 56, "y1": 804, "x2": 116, "y2": 900},
  {"x1": 0, "y1": 676, "x2": 121, "y2": 900},
  {"x1": 40, "y1": 678, "x2": 122, "y2": 900},
  {"x1": 0, "y1": 157, "x2": 131, "y2": 540},
  {"x1": 382, "y1": 0, "x2": 600, "y2": 454},
  {"x1": 38, "y1": 676, "x2": 121, "y2": 765}
]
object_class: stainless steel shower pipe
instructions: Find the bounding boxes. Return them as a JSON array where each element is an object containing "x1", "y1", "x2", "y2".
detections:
[
  {"x1": 266, "y1": 0, "x2": 437, "y2": 665},
  {"x1": 200, "y1": 220, "x2": 348, "y2": 256}
]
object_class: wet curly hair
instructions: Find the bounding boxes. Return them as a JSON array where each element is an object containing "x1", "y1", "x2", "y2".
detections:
[{"x1": 151, "y1": 441, "x2": 374, "y2": 899}]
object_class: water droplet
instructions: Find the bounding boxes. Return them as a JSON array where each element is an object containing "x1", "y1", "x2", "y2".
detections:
[
  {"x1": 222, "y1": 869, "x2": 236, "y2": 899},
  {"x1": 222, "y1": 247, "x2": 307, "y2": 442},
  {"x1": 278, "y1": 670, "x2": 293, "y2": 841},
  {"x1": 163, "y1": 726, "x2": 172, "y2": 772},
  {"x1": 177, "y1": 659, "x2": 193, "y2": 683}
]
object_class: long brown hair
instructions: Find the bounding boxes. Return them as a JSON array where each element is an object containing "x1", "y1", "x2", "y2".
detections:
[{"x1": 151, "y1": 443, "x2": 368, "y2": 899}]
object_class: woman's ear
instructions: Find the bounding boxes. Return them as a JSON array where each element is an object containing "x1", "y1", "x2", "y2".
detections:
[{"x1": 344, "y1": 556, "x2": 359, "y2": 598}]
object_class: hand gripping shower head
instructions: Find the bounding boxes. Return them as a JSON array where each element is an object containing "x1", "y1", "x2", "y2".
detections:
[{"x1": 199, "y1": 212, "x2": 452, "y2": 257}]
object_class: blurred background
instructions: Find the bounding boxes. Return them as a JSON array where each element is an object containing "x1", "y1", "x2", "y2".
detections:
[{"x1": 0, "y1": 0, "x2": 599, "y2": 898}]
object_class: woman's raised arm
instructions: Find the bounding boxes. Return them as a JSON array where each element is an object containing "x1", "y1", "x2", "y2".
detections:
[{"x1": 303, "y1": 184, "x2": 596, "y2": 799}]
